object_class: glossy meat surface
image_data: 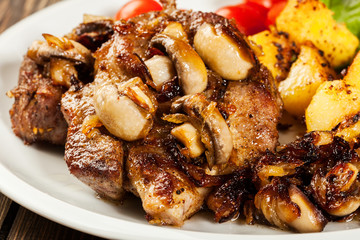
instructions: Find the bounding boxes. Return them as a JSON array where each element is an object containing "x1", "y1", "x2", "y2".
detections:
[{"x1": 9, "y1": 56, "x2": 68, "y2": 145}]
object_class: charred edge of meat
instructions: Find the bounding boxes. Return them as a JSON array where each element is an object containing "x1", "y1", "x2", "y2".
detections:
[
  {"x1": 9, "y1": 56, "x2": 68, "y2": 145},
  {"x1": 207, "y1": 169, "x2": 255, "y2": 223},
  {"x1": 204, "y1": 70, "x2": 229, "y2": 102}
]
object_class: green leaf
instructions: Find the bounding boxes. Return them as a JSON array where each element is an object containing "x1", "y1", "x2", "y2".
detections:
[{"x1": 321, "y1": 0, "x2": 360, "y2": 39}]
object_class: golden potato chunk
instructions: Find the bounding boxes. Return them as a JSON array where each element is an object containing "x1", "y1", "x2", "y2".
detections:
[
  {"x1": 249, "y1": 29, "x2": 295, "y2": 82},
  {"x1": 278, "y1": 43, "x2": 336, "y2": 116},
  {"x1": 335, "y1": 112, "x2": 360, "y2": 142},
  {"x1": 276, "y1": 0, "x2": 359, "y2": 68},
  {"x1": 343, "y1": 52, "x2": 360, "y2": 87},
  {"x1": 306, "y1": 52, "x2": 360, "y2": 135},
  {"x1": 306, "y1": 80, "x2": 360, "y2": 132}
]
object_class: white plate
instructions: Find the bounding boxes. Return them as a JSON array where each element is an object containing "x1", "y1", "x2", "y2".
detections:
[{"x1": 0, "y1": 0, "x2": 359, "y2": 239}]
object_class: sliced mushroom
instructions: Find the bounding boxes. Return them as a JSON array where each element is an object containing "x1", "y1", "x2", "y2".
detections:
[
  {"x1": 50, "y1": 58, "x2": 78, "y2": 87},
  {"x1": 311, "y1": 162, "x2": 360, "y2": 217},
  {"x1": 150, "y1": 34, "x2": 208, "y2": 95},
  {"x1": 162, "y1": 22, "x2": 188, "y2": 42},
  {"x1": 144, "y1": 55, "x2": 176, "y2": 91},
  {"x1": 194, "y1": 23, "x2": 254, "y2": 81},
  {"x1": 27, "y1": 34, "x2": 93, "y2": 67},
  {"x1": 171, "y1": 122, "x2": 205, "y2": 158},
  {"x1": 93, "y1": 77, "x2": 156, "y2": 141},
  {"x1": 255, "y1": 179, "x2": 326, "y2": 233},
  {"x1": 118, "y1": 77, "x2": 157, "y2": 113},
  {"x1": 287, "y1": 185, "x2": 326, "y2": 233},
  {"x1": 170, "y1": 94, "x2": 233, "y2": 168}
]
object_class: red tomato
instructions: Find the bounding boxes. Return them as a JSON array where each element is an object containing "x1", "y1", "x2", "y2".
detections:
[
  {"x1": 247, "y1": 0, "x2": 286, "y2": 9},
  {"x1": 114, "y1": 0, "x2": 163, "y2": 21},
  {"x1": 266, "y1": 1, "x2": 287, "y2": 27},
  {"x1": 216, "y1": 3, "x2": 267, "y2": 35}
]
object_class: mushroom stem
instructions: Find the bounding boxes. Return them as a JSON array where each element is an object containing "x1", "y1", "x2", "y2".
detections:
[
  {"x1": 93, "y1": 77, "x2": 156, "y2": 141},
  {"x1": 150, "y1": 34, "x2": 208, "y2": 95},
  {"x1": 171, "y1": 94, "x2": 233, "y2": 167}
]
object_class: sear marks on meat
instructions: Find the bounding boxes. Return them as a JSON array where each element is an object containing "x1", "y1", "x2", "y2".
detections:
[
  {"x1": 8, "y1": 16, "x2": 108, "y2": 145},
  {"x1": 84, "y1": 1, "x2": 283, "y2": 225},
  {"x1": 206, "y1": 169, "x2": 255, "y2": 223},
  {"x1": 127, "y1": 123, "x2": 210, "y2": 226},
  {"x1": 223, "y1": 67, "x2": 282, "y2": 169},
  {"x1": 61, "y1": 83, "x2": 125, "y2": 200},
  {"x1": 9, "y1": 56, "x2": 68, "y2": 145}
]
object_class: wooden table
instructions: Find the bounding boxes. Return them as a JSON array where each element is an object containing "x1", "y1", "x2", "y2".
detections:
[{"x1": 0, "y1": 0, "x2": 105, "y2": 239}]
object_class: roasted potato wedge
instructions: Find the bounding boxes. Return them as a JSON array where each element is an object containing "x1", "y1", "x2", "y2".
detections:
[
  {"x1": 279, "y1": 43, "x2": 336, "y2": 117},
  {"x1": 306, "y1": 53, "x2": 360, "y2": 133},
  {"x1": 249, "y1": 29, "x2": 295, "y2": 82},
  {"x1": 276, "y1": 0, "x2": 359, "y2": 68}
]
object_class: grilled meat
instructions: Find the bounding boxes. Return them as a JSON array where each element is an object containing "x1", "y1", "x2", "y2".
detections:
[
  {"x1": 62, "y1": 0, "x2": 282, "y2": 225},
  {"x1": 223, "y1": 66, "x2": 282, "y2": 169},
  {"x1": 8, "y1": 17, "x2": 114, "y2": 145},
  {"x1": 9, "y1": 56, "x2": 68, "y2": 145},
  {"x1": 61, "y1": 83, "x2": 125, "y2": 200},
  {"x1": 10, "y1": 0, "x2": 286, "y2": 228},
  {"x1": 127, "y1": 123, "x2": 210, "y2": 226}
]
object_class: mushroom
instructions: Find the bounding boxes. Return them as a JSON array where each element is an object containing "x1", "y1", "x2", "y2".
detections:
[
  {"x1": 255, "y1": 179, "x2": 326, "y2": 233},
  {"x1": 27, "y1": 34, "x2": 94, "y2": 87},
  {"x1": 144, "y1": 55, "x2": 176, "y2": 91},
  {"x1": 150, "y1": 34, "x2": 208, "y2": 95},
  {"x1": 162, "y1": 22, "x2": 189, "y2": 43},
  {"x1": 194, "y1": 23, "x2": 254, "y2": 81},
  {"x1": 311, "y1": 162, "x2": 360, "y2": 217},
  {"x1": 49, "y1": 58, "x2": 78, "y2": 87},
  {"x1": 287, "y1": 185, "x2": 327, "y2": 233},
  {"x1": 27, "y1": 34, "x2": 93, "y2": 66},
  {"x1": 93, "y1": 77, "x2": 156, "y2": 141},
  {"x1": 171, "y1": 122, "x2": 205, "y2": 158},
  {"x1": 170, "y1": 94, "x2": 233, "y2": 168}
]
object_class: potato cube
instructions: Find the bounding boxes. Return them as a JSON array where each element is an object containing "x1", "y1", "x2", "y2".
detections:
[
  {"x1": 276, "y1": 0, "x2": 359, "y2": 68},
  {"x1": 306, "y1": 80, "x2": 360, "y2": 132},
  {"x1": 279, "y1": 43, "x2": 336, "y2": 116},
  {"x1": 249, "y1": 30, "x2": 295, "y2": 82}
]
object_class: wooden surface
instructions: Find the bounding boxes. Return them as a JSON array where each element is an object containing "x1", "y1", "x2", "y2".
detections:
[{"x1": 0, "y1": 0, "x2": 106, "y2": 239}]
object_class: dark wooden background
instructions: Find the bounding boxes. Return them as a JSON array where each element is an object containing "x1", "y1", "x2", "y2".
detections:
[{"x1": 0, "y1": 0, "x2": 105, "y2": 239}]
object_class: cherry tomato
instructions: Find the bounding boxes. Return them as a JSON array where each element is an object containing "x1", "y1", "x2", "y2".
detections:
[
  {"x1": 114, "y1": 0, "x2": 163, "y2": 21},
  {"x1": 216, "y1": 3, "x2": 267, "y2": 35},
  {"x1": 247, "y1": 0, "x2": 286, "y2": 10},
  {"x1": 266, "y1": 1, "x2": 287, "y2": 27}
]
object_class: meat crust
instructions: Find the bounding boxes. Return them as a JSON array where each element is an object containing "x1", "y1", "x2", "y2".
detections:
[
  {"x1": 224, "y1": 79, "x2": 281, "y2": 167},
  {"x1": 61, "y1": 83, "x2": 125, "y2": 200},
  {"x1": 126, "y1": 124, "x2": 209, "y2": 226},
  {"x1": 9, "y1": 56, "x2": 68, "y2": 145}
]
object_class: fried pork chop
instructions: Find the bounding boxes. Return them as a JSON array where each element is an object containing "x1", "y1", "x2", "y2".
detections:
[
  {"x1": 85, "y1": 0, "x2": 282, "y2": 225},
  {"x1": 9, "y1": 0, "x2": 283, "y2": 227}
]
